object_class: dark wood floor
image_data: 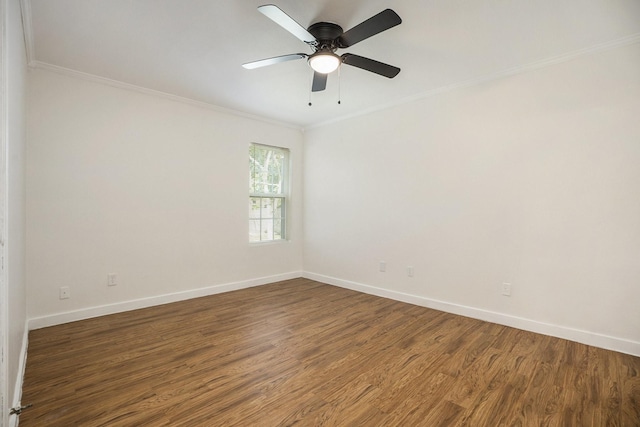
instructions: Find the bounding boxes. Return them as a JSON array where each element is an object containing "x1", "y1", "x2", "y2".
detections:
[{"x1": 20, "y1": 278, "x2": 640, "y2": 426}]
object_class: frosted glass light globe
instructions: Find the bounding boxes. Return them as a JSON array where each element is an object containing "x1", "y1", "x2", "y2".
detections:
[{"x1": 309, "y1": 53, "x2": 340, "y2": 74}]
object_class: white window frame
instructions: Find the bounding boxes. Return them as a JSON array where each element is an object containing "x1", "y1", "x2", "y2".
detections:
[{"x1": 249, "y1": 143, "x2": 289, "y2": 243}]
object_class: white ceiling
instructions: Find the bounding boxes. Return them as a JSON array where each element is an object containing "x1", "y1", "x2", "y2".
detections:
[{"x1": 24, "y1": 0, "x2": 640, "y2": 129}]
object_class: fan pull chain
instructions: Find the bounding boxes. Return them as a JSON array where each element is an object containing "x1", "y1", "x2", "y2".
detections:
[
  {"x1": 337, "y1": 66, "x2": 342, "y2": 105},
  {"x1": 308, "y1": 72, "x2": 313, "y2": 106}
]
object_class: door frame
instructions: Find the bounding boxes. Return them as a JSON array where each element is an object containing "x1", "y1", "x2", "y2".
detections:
[{"x1": 0, "y1": 0, "x2": 9, "y2": 424}]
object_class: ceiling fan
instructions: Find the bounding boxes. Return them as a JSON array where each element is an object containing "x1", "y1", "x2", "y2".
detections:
[{"x1": 243, "y1": 4, "x2": 402, "y2": 93}]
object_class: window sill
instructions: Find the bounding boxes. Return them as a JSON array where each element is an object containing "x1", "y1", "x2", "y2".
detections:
[{"x1": 249, "y1": 239, "x2": 290, "y2": 246}]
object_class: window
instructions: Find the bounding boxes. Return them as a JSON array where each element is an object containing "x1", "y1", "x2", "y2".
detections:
[{"x1": 249, "y1": 143, "x2": 289, "y2": 242}]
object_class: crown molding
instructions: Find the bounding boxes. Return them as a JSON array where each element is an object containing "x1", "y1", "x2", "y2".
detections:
[
  {"x1": 306, "y1": 32, "x2": 640, "y2": 131},
  {"x1": 19, "y1": 0, "x2": 34, "y2": 65},
  {"x1": 29, "y1": 61, "x2": 304, "y2": 131}
]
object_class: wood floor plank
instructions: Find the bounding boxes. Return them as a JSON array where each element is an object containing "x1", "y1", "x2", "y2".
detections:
[{"x1": 19, "y1": 278, "x2": 640, "y2": 426}]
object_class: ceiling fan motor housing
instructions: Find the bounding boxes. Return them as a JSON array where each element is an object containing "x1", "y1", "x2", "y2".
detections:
[{"x1": 307, "y1": 22, "x2": 344, "y2": 51}]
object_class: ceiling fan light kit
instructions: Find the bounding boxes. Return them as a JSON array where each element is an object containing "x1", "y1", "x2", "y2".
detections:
[
  {"x1": 309, "y1": 51, "x2": 341, "y2": 74},
  {"x1": 243, "y1": 4, "x2": 402, "y2": 93}
]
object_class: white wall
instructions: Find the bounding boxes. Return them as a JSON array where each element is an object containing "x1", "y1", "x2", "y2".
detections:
[
  {"x1": 5, "y1": 0, "x2": 28, "y2": 419},
  {"x1": 23, "y1": 33, "x2": 640, "y2": 358},
  {"x1": 26, "y1": 68, "x2": 304, "y2": 323},
  {"x1": 304, "y1": 43, "x2": 640, "y2": 355}
]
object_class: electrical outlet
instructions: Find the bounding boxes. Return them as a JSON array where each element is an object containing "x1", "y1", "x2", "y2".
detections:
[
  {"x1": 108, "y1": 273, "x2": 117, "y2": 286},
  {"x1": 501, "y1": 283, "x2": 512, "y2": 296},
  {"x1": 59, "y1": 286, "x2": 71, "y2": 299},
  {"x1": 379, "y1": 261, "x2": 386, "y2": 272},
  {"x1": 407, "y1": 266, "x2": 414, "y2": 277}
]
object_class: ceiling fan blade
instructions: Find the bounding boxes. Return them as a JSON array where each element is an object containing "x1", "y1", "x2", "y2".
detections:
[
  {"x1": 341, "y1": 54, "x2": 400, "y2": 78},
  {"x1": 258, "y1": 4, "x2": 316, "y2": 44},
  {"x1": 243, "y1": 53, "x2": 307, "y2": 69},
  {"x1": 311, "y1": 72, "x2": 327, "y2": 92},
  {"x1": 339, "y1": 9, "x2": 401, "y2": 47}
]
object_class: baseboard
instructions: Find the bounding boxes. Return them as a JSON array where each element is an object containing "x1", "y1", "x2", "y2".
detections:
[
  {"x1": 9, "y1": 322, "x2": 29, "y2": 427},
  {"x1": 28, "y1": 271, "x2": 303, "y2": 330},
  {"x1": 26, "y1": 270, "x2": 640, "y2": 356},
  {"x1": 303, "y1": 272, "x2": 640, "y2": 357}
]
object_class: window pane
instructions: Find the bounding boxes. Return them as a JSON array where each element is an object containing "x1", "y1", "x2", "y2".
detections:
[
  {"x1": 261, "y1": 219, "x2": 274, "y2": 241},
  {"x1": 249, "y1": 197, "x2": 261, "y2": 219},
  {"x1": 274, "y1": 219, "x2": 282, "y2": 240},
  {"x1": 250, "y1": 145, "x2": 285, "y2": 195},
  {"x1": 249, "y1": 219, "x2": 261, "y2": 242},
  {"x1": 273, "y1": 198, "x2": 283, "y2": 218},
  {"x1": 261, "y1": 198, "x2": 273, "y2": 218}
]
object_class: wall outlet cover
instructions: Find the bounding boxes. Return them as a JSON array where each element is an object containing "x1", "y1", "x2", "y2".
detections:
[
  {"x1": 59, "y1": 287, "x2": 71, "y2": 299},
  {"x1": 108, "y1": 274, "x2": 118, "y2": 286},
  {"x1": 501, "y1": 283, "x2": 512, "y2": 296}
]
